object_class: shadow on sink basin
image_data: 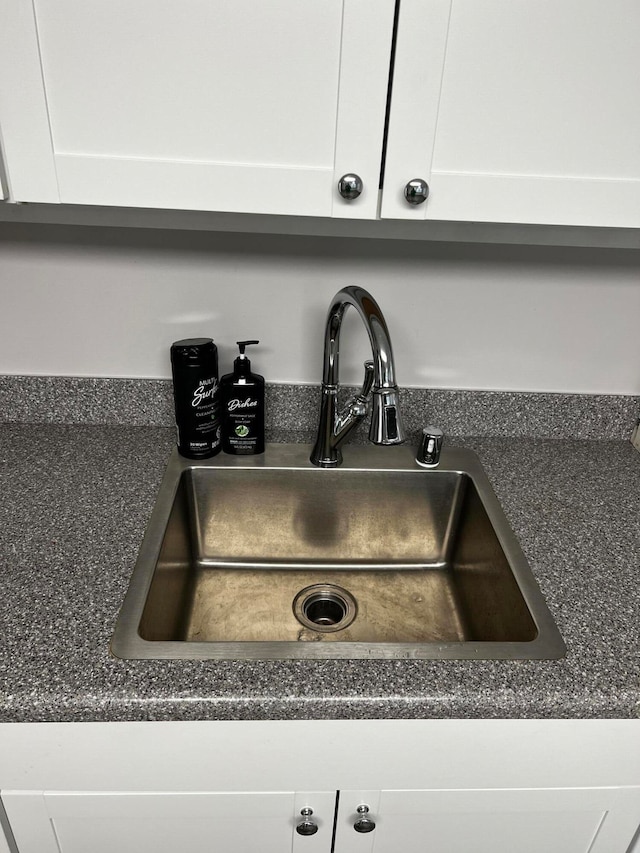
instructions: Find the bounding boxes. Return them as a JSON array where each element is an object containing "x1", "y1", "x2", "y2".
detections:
[{"x1": 111, "y1": 444, "x2": 565, "y2": 660}]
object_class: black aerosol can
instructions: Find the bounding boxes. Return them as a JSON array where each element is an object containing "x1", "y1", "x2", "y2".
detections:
[{"x1": 170, "y1": 337, "x2": 221, "y2": 459}]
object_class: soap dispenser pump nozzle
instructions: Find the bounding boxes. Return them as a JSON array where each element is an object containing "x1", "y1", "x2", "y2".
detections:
[
  {"x1": 237, "y1": 339, "x2": 259, "y2": 356},
  {"x1": 234, "y1": 340, "x2": 259, "y2": 375}
]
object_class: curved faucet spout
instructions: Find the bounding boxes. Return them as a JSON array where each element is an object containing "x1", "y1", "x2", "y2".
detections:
[
  {"x1": 322, "y1": 287, "x2": 398, "y2": 389},
  {"x1": 310, "y1": 286, "x2": 405, "y2": 468}
]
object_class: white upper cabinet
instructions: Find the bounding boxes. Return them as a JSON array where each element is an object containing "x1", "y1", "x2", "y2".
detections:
[
  {"x1": 1, "y1": 0, "x2": 638, "y2": 228},
  {"x1": 382, "y1": 0, "x2": 640, "y2": 227},
  {"x1": 0, "y1": 0, "x2": 395, "y2": 217}
]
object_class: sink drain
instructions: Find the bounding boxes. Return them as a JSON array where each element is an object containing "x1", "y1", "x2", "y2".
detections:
[{"x1": 293, "y1": 584, "x2": 357, "y2": 633}]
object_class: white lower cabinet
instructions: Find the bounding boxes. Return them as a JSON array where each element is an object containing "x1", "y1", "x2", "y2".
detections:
[
  {"x1": 1, "y1": 721, "x2": 639, "y2": 853},
  {"x1": 337, "y1": 789, "x2": 640, "y2": 853},
  {"x1": 4, "y1": 786, "x2": 640, "y2": 853},
  {"x1": 2, "y1": 791, "x2": 336, "y2": 853}
]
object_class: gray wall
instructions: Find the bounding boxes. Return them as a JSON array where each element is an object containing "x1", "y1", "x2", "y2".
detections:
[{"x1": 0, "y1": 223, "x2": 638, "y2": 393}]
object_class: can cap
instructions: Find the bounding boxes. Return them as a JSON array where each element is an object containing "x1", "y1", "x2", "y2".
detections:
[{"x1": 170, "y1": 337, "x2": 216, "y2": 365}]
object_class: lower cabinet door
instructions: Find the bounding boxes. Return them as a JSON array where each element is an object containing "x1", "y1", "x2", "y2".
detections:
[
  {"x1": 1, "y1": 791, "x2": 336, "y2": 853},
  {"x1": 5, "y1": 787, "x2": 640, "y2": 853},
  {"x1": 335, "y1": 788, "x2": 640, "y2": 853}
]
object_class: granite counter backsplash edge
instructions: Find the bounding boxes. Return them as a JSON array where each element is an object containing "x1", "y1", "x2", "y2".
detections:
[{"x1": 0, "y1": 375, "x2": 638, "y2": 441}]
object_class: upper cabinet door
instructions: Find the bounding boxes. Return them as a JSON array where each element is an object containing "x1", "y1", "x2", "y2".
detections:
[
  {"x1": 382, "y1": 0, "x2": 640, "y2": 226},
  {"x1": 0, "y1": 0, "x2": 395, "y2": 217}
]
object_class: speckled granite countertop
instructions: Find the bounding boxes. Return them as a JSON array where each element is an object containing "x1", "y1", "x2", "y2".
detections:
[{"x1": 0, "y1": 422, "x2": 638, "y2": 721}]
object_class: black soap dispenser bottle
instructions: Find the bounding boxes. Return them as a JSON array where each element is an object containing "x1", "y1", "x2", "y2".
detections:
[{"x1": 221, "y1": 340, "x2": 265, "y2": 455}]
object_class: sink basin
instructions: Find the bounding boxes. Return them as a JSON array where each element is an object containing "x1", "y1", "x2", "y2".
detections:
[{"x1": 111, "y1": 444, "x2": 565, "y2": 660}]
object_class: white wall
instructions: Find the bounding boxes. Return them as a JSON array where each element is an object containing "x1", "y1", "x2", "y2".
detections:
[{"x1": 0, "y1": 223, "x2": 638, "y2": 394}]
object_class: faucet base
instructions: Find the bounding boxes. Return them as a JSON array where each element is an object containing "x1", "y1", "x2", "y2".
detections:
[{"x1": 310, "y1": 452, "x2": 343, "y2": 469}]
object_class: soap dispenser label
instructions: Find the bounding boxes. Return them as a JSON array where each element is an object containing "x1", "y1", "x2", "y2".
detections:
[
  {"x1": 223, "y1": 395, "x2": 264, "y2": 454},
  {"x1": 228, "y1": 397, "x2": 258, "y2": 410}
]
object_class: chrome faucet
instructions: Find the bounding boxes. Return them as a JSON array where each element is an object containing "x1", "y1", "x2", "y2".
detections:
[{"x1": 310, "y1": 286, "x2": 405, "y2": 467}]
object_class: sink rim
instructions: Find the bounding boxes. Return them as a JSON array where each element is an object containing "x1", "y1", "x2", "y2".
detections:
[{"x1": 111, "y1": 443, "x2": 566, "y2": 661}]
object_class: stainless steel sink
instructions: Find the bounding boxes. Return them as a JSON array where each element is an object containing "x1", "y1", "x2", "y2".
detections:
[{"x1": 111, "y1": 444, "x2": 565, "y2": 660}]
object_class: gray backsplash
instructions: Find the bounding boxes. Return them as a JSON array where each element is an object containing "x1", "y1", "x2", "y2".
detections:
[{"x1": 0, "y1": 375, "x2": 637, "y2": 441}]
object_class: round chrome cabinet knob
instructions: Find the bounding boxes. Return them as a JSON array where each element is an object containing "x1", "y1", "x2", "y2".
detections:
[
  {"x1": 353, "y1": 804, "x2": 376, "y2": 833},
  {"x1": 338, "y1": 173, "x2": 363, "y2": 200},
  {"x1": 404, "y1": 178, "x2": 429, "y2": 205},
  {"x1": 296, "y1": 807, "x2": 319, "y2": 836}
]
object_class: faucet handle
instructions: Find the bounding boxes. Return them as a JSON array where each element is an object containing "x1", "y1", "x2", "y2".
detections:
[
  {"x1": 337, "y1": 361, "x2": 374, "y2": 429},
  {"x1": 358, "y1": 360, "x2": 375, "y2": 401}
]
